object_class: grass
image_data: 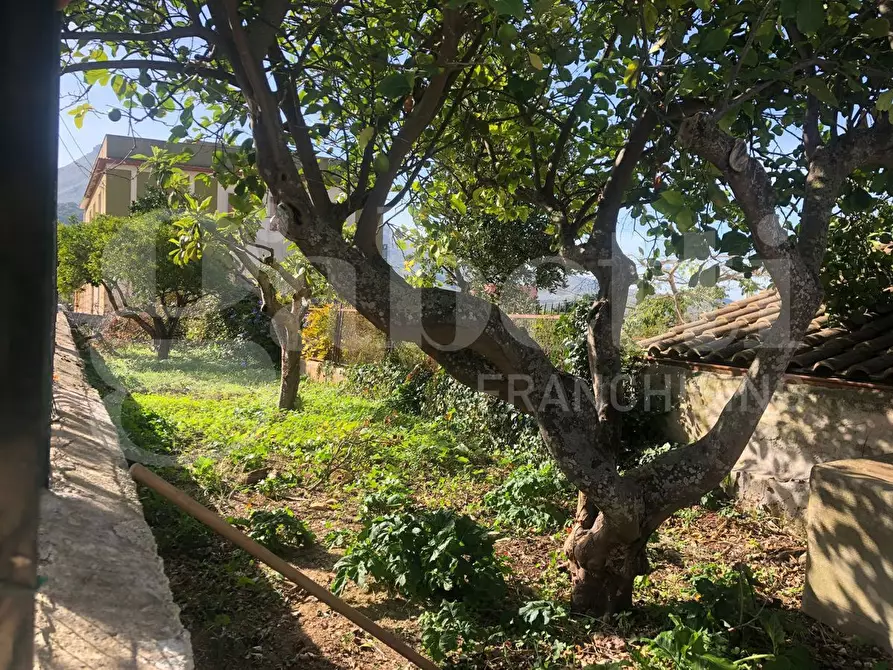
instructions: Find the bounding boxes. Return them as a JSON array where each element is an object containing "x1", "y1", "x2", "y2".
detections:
[{"x1": 81, "y1": 339, "x2": 893, "y2": 670}]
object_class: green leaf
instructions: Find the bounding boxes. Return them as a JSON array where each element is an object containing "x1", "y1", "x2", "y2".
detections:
[
  {"x1": 661, "y1": 190, "x2": 684, "y2": 207},
  {"x1": 377, "y1": 73, "x2": 412, "y2": 98},
  {"x1": 700, "y1": 264, "x2": 720, "y2": 287},
  {"x1": 528, "y1": 52, "x2": 544, "y2": 70},
  {"x1": 108, "y1": 108, "x2": 122, "y2": 122},
  {"x1": 877, "y1": 90, "x2": 893, "y2": 112},
  {"x1": 357, "y1": 126, "x2": 375, "y2": 150},
  {"x1": 450, "y1": 194, "x2": 467, "y2": 216},
  {"x1": 699, "y1": 27, "x2": 731, "y2": 53},
  {"x1": 84, "y1": 68, "x2": 110, "y2": 86},
  {"x1": 675, "y1": 207, "x2": 695, "y2": 231},
  {"x1": 802, "y1": 77, "x2": 838, "y2": 107},
  {"x1": 623, "y1": 60, "x2": 640, "y2": 88},
  {"x1": 707, "y1": 183, "x2": 729, "y2": 208},
  {"x1": 373, "y1": 153, "x2": 390, "y2": 175},
  {"x1": 720, "y1": 229, "x2": 750, "y2": 255},
  {"x1": 491, "y1": 0, "x2": 524, "y2": 19},
  {"x1": 796, "y1": 0, "x2": 825, "y2": 35},
  {"x1": 862, "y1": 17, "x2": 891, "y2": 39}
]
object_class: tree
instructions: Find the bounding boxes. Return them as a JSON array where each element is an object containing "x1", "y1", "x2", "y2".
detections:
[
  {"x1": 142, "y1": 146, "x2": 327, "y2": 410},
  {"x1": 622, "y1": 285, "x2": 727, "y2": 345},
  {"x1": 57, "y1": 212, "x2": 213, "y2": 359},
  {"x1": 405, "y1": 208, "x2": 567, "y2": 312},
  {"x1": 64, "y1": 0, "x2": 893, "y2": 614},
  {"x1": 822, "y1": 203, "x2": 893, "y2": 321}
]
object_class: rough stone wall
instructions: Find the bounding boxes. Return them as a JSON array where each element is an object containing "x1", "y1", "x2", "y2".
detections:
[{"x1": 657, "y1": 364, "x2": 893, "y2": 520}]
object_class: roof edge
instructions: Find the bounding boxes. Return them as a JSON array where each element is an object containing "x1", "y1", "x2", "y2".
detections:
[{"x1": 651, "y1": 358, "x2": 893, "y2": 393}]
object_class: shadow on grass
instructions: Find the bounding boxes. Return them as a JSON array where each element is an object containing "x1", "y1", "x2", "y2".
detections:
[
  {"x1": 71, "y1": 327, "x2": 346, "y2": 669},
  {"x1": 137, "y1": 467, "x2": 344, "y2": 670}
]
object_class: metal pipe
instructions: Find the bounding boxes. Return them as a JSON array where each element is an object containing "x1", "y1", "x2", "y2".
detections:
[{"x1": 129, "y1": 464, "x2": 438, "y2": 670}]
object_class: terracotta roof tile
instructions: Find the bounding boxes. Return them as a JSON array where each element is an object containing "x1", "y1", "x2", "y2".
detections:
[{"x1": 639, "y1": 290, "x2": 893, "y2": 386}]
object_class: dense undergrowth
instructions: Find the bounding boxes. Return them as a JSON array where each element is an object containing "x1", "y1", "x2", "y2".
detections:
[{"x1": 82, "y1": 338, "x2": 891, "y2": 670}]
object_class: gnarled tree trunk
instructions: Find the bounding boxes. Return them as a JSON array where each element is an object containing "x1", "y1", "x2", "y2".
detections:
[{"x1": 563, "y1": 493, "x2": 650, "y2": 615}]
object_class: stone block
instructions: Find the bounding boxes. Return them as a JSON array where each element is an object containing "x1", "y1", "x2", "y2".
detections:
[{"x1": 802, "y1": 456, "x2": 893, "y2": 653}]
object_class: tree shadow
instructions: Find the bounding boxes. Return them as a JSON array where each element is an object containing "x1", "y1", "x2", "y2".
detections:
[
  {"x1": 137, "y1": 466, "x2": 345, "y2": 670},
  {"x1": 71, "y1": 330, "x2": 345, "y2": 669}
]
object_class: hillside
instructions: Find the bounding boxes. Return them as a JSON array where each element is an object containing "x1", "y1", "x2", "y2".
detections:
[{"x1": 57, "y1": 144, "x2": 98, "y2": 222}]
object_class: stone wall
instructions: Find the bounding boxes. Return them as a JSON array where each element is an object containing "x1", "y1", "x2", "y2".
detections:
[
  {"x1": 35, "y1": 312, "x2": 192, "y2": 668},
  {"x1": 656, "y1": 363, "x2": 893, "y2": 519}
]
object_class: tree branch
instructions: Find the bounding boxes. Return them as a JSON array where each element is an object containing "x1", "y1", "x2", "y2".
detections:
[
  {"x1": 61, "y1": 27, "x2": 212, "y2": 41},
  {"x1": 799, "y1": 115, "x2": 893, "y2": 270},
  {"x1": 247, "y1": 0, "x2": 290, "y2": 61},
  {"x1": 61, "y1": 59, "x2": 237, "y2": 85},
  {"x1": 269, "y1": 45, "x2": 332, "y2": 218},
  {"x1": 353, "y1": 9, "x2": 467, "y2": 254}
]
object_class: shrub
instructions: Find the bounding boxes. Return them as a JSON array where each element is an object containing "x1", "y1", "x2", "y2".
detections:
[
  {"x1": 484, "y1": 462, "x2": 573, "y2": 534},
  {"x1": 100, "y1": 313, "x2": 154, "y2": 343},
  {"x1": 344, "y1": 358, "x2": 543, "y2": 462},
  {"x1": 232, "y1": 507, "x2": 315, "y2": 553},
  {"x1": 184, "y1": 295, "x2": 279, "y2": 363},
  {"x1": 515, "y1": 600, "x2": 569, "y2": 634},
  {"x1": 303, "y1": 304, "x2": 336, "y2": 360},
  {"x1": 253, "y1": 469, "x2": 303, "y2": 499},
  {"x1": 332, "y1": 507, "x2": 506, "y2": 605},
  {"x1": 358, "y1": 477, "x2": 413, "y2": 519},
  {"x1": 419, "y1": 600, "x2": 484, "y2": 662}
]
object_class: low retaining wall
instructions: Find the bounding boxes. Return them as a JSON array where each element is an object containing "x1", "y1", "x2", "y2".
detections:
[
  {"x1": 34, "y1": 311, "x2": 192, "y2": 669},
  {"x1": 658, "y1": 364, "x2": 893, "y2": 520},
  {"x1": 303, "y1": 358, "x2": 346, "y2": 384}
]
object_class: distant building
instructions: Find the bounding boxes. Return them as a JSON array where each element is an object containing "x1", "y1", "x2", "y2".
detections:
[{"x1": 72, "y1": 134, "x2": 290, "y2": 314}]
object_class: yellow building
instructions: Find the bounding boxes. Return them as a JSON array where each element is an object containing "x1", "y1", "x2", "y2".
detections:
[{"x1": 73, "y1": 135, "x2": 238, "y2": 314}]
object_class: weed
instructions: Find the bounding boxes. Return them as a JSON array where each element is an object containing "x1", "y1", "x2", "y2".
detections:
[
  {"x1": 484, "y1": 462, "x2": 573, "y2": 534},
  {"x1": 232, "y1": 508, "x2": 315, "y2": 553},
  {"x1": 323, "y1": 528, "x2": 356, "y2": 549},
  {"x1": 419, "y1": 600, "x2": 484, "y2": 662},
  {"x1": 332, "y1": 507, "x2": 506, "y2": 605},
  {"x1": 253, "y1": 470, "x2": 302, "y2": 499}
]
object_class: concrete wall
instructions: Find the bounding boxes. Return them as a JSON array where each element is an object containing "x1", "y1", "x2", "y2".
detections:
[
  {"x1": 659, "y1": 364, "x2": 893, "y2": 518},
  {"x1": 105, "y1": 168, "x2": 133, "y2": 216}
]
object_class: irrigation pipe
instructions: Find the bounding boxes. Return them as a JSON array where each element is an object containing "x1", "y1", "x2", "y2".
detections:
[{"x1": 129, "y1": 464, "x2": 439, "y2": 670}]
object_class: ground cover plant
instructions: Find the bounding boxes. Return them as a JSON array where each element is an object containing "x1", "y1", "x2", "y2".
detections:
[{"x1": 79, "y1": 338, "x2": 892, "y2": 669}]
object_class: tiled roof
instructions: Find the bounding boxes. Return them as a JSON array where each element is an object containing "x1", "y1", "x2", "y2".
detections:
[{"x1": 639, "y1": 290, "x2": 893, "y2": 385}]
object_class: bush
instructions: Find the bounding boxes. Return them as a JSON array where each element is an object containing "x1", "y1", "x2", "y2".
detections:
[
  {"x1": 358, "y1": 477, "x2": 413, "y2": 519},
  {"x1": 232, "y1": 507, "x2": 315, "y2": 553},
  {"x1": 332, "y1": 507, "x2": 506, "y2": 605},
  {"x1": 303, "y1": 304, "x2": 336, "y2": 360},
  {"x1": 419, "y1": 600, "x2": 484, "y2": 662},
  {"x1": 185, "y1": 295, "x2": 279, "y2": 363},
  {"x1": 484, "y1": 462, "x2": 573, "y2": 533},
  {"x1": 100, "y1": 313, "x2": 154, "y2": 343}
]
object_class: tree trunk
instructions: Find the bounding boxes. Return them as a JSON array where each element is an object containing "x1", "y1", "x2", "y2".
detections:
[
  {"x1": 563, "y1": 492, "x2": 649, "y2": 616},
  {"x1": 155, "y1": 338, "x2": 172, "y2": 360},
  {"x1": 279, "y1": 347, "x2": 301, "y2": 410}
]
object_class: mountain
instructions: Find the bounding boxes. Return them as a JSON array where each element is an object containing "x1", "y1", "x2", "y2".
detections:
[{"x1": 57, "y1": 143, "x2": 99, "y2": 222}]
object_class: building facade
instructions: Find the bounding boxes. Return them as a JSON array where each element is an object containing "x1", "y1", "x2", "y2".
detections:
[{"x1": 71, "y1": 135, "x2": 290, "y2": 314}]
